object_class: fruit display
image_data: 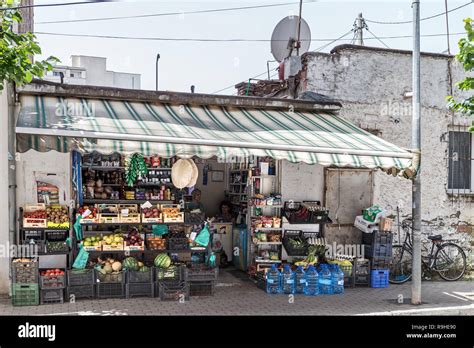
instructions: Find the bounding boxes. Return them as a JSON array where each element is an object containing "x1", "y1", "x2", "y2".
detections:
[
  {"x1": 12, "y1": 258, "x2": 38, "y2": 283},
  {"x1": 100, "y1": 233, "x2": 124, "y2": 250},
  {"x1": 147, "y1": 236, "x2": 166, "y2": 250},
  {"x1": 40, "y1": 269, "x2": 65, "y2": 288},
  {"x1": 78, "y1": 205, "x2": 99, "y2": 223},
  {"x1": 123, "y1": 257, "x2": 139, "y2": 271},
  {"x1": 23, "y1": 204, "x2": 47, "y2": 228},
  {"x1": 294, "y1": 245, "x2": 324, "y2": 267},
  {"x1": 119, "y1": 204, "x2": 140, "y2": 223},
  {"x1": 124, "y1": 228, "x2": 144, "y2": 250},
  {"x1": 154, "y1": 253, "x2": 172, "y2": 269},
  {"x1": 82, "y1": 236, "x2": 102, "y2": 250},
  {"x1": 46, "y1": 205, "x2": 69, "y2": 228},
  {"x1": 162, "y1": 204, "x2": 184, "y2": 223},
  {"x1": 95, "y1": 257, "x2": 124, "y2": 283},
  {"x1": 46, "y1": 241, "x2": 68, "y2": 253},
  {"x1": 97, "y1": 204, "x2": 120, "y2": 223},
  {"x1": 141, "y1": 205, "x2": 162, "y2": 222}
]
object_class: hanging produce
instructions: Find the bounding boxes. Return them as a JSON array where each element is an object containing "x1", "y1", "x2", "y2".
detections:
[{"x1": 125, "y1": 153, "x2": 148, "y2": 187}]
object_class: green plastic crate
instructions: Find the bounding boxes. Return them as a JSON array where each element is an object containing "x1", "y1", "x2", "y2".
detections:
[{"x1": 12, "y1": 283, "x2": 39, "y2": 306}]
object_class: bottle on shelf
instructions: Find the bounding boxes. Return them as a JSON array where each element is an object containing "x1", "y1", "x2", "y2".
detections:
[
  {"x1": 318, "y1": 264, "x2": 333, "y2": 295},
  {"x1": 303, "y1": 265, "x2": 319, "y2": 296},
  {"x1": 295, "y1": 266, "x2": 306, "y2": 294},
  {"x1": 281, "y1": 264, "x2": 295, "y2": 295},
  {"x1": 331, "y1": 264, "x2": 345, "y2": 294},
  {"x1": 266, "y1": 264, "x2": 281, "y2": 295}
]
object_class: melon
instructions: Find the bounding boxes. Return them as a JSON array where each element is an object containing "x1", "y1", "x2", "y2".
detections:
[
  {"x1": 123, "y1": 257, "x2": 139, "y2": 271},
  {"x1": 112, "y1": 261, "x2": 122, "y2": 272},
  {"x1": 139, "y1": 266, "x2": 150, "y2": 273},
  {"x1": 154, "y1": 253, "x2": 171, "y2": 268},
  {"x1": 103, "y1": 264, "x2": 113, "y2": 274}
]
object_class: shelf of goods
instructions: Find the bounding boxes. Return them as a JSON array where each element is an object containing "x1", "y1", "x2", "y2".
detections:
[
  {"x1": 81, "y1": 153, "x2": 178, "y2": 203},
  {"x1": 19, "y1": 206, "x2": 72, "y2": 263},
  {"x1": 245, "y1": 160, "x2": 283, "y2": 271}
]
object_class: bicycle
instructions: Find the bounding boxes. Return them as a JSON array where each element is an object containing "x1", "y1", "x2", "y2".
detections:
[{"x1": 389, "y1": 219, "x2": 467, "y2": 283}]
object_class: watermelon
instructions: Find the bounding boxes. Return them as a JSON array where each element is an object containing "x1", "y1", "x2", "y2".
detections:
[
  {"x1": 123, "y1": 257, "x2": 139, "y2": 271},
  {"x1": 139, "y1": 266, "x2": 150, "y2": 273},
  {"x1": 154, "y1": 253, "x2": 171, "y2": 268}
]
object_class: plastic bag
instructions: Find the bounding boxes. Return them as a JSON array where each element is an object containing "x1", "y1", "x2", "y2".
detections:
[
  {"x1": 74, "y1": 214, "x2": 83, "y2": 241},
  {"x1": 195, "y1": 224, "x2": 210, "y2": 247},
  {"x1": 72, "y1": 246, "x2": 89, "y2": 269},
  {"x1": 152, "y1": 224, "x2": 168, "y2": 236}
]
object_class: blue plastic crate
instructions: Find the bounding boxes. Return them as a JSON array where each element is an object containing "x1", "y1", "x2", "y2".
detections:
[{"x1": 370, "y1": 269, "x2": 389, "y2": 288}]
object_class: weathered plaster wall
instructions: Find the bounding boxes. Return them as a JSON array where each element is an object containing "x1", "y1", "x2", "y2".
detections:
[
  {"x1": 281, "y1": 161, "x2": 325, "y2": 203},
  {"x1": 301, "y1": 47, "x2": 473, "y2": 259},
  {"x1": 0, "y1": 87, "x2": 10, "y2": 294}
]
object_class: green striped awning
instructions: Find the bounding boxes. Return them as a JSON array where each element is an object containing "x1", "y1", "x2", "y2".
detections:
[{"x1": 16, "y1": 95, "x2": 413, "y2": 170}]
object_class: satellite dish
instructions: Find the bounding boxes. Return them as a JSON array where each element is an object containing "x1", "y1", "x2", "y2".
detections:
[{"x1": 271, "y1": 16, "x2": 311, "y2": 62}]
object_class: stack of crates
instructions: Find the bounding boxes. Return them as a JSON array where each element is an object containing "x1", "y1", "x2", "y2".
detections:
[
  {"x1": 363, "y1": 231, "x2": 393, "y2": 269},
  {"x1": 362, "y1": 231, "x2": 392, "y2": 288},
  {"x1": 67, "y1": 269, "x2": 96, "y2": 300},
  {"x1": 95, "y1": 270, "x2": 125, "y2": 299},
  {"x1": 353, "y1": 259, "x2": 371, "y2": 287},
  {"x1": 39, "y1": 270, "x2": 66, "y2": 304},
  {"x1": 156, "y1": 265, "x2": 188, "y2": 301},
  {"x1": 11, "y1": 259, "x2": 39, "y2": 306},
  {"x1": 184, "y1": 264, "x2": 219, "y2": 297},
  {"x1": 126, "y1": 267, "x2": 154, "y2": 298}
]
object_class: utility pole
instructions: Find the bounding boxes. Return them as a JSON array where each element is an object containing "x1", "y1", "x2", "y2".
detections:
[
  {"x1": 411, "y1": 0, "x2": 422, "y2": 305},
  {"x1": 296, "y1": 0, "x2": 303, "y2": 56},
  {"x1": 155, "y1": 53, "x2": 160, "y2": 91},
  {"x1": 356, "y1": 13, "x2": 364, "y2": 45}
]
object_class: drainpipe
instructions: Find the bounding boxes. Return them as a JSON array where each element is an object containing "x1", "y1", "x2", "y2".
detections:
[
  {"x1": 8, "y1": 83, "x2": 17, "y2": 246},
  {"x1": 411, "y1": 0, "x2": 422, "y2": 306}
]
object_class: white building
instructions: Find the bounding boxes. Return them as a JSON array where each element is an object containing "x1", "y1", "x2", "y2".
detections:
[
  {"x1": 44, "y1": 55, "x2": 141, "y2": 89},
  {"x1": 239, "y1": 44, "x2": 473, "y2": 257}
]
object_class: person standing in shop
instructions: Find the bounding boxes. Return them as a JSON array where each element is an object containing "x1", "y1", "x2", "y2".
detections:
[
  {"x1": 187, "y1": 188, "x2": 205, "y2": 214},
  {"x1": 217, "y1": 200, "x2": 235, "y2": 224}
]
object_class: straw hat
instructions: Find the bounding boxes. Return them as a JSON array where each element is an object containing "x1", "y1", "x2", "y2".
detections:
[
  {"x1": 186, "y1": 159, "x2": 199, "y2": 188},
  {"x1": 171, "y1": 159, "x2": 194, "y2": 189}
]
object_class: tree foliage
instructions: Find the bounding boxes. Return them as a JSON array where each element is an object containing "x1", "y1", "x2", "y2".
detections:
[
  {"x1": 447, "y1": 18, "x2": 473, "y2": 130},
  {"x1": 0, "y1": 0, "x2": 59, "y2": 90}
]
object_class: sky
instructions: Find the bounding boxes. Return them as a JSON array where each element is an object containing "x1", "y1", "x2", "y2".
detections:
[{"x1": 33, "y1": 0, "x2": 472, "y2": 95}]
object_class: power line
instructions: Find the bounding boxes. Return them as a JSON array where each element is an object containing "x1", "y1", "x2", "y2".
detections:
[
  {"x1": 366, "y1": 28, "x2": 390, "y2": 48},
  {"x1": 34, "y1": 31, "x2": 466, "y2": 42},
  {"x1": 36, "y1": 1, "x2": 317, "y2": 25},
  {"x1": 211, "y1": 29, "x2": 354, "y2": 94},
  {"x1": 0, "y1": 1, "x2": 108, "y2": 11},
  {"x1": 365, "y1": 1, "x2": 472, "y2": 25}
]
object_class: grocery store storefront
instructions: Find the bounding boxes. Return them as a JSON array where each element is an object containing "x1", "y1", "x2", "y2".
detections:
[{"x1": 11, "y1": 80, "x2": 413, "y2": 304}]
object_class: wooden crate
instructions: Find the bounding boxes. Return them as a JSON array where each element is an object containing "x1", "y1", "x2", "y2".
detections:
[
  {"x1": 162, "y1": 204, "x2": 184, "y2": 223},
  {"x1": 81, "y1": 243, "x2": 102, "y2": 252},
  {"x1": 98, "y1": 204, "x2": 119, "y2": 223},
  {"x1": 124, "y1": 241, "x2": 145, "y2": 251},
  {"x1": 46, "y1": 205, "x2": 70, "y2": 228},
  {"x1": 119, "y1": 204, "x2": 140, "y2": 223},
  {"x1": 141, "y1": 204, "x2": 162, "y2": 223},
  {"x1": 23, "y1": 204, "x2": 47, "y2": 228}
]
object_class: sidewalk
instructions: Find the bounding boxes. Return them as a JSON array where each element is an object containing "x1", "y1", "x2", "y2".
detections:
[{"x1": 1, "y1": 268, "x2": 473, "y2": 316}]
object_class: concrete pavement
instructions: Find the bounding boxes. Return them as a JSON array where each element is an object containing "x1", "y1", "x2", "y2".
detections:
[{"x1": 1, "y1": 267, "x2": 473, "y2": 316}]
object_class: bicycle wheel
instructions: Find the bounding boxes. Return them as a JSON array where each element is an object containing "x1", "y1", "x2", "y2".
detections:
[
  {"x1": 434, "y1": 243, "x2": 466, "y2": 281},
  {"x1": 389, "y1": 245, "x2": 413, "y2": 284}
]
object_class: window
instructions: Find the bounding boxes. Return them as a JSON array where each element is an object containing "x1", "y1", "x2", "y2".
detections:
[
  {"x1": 448, "y1": 131, "x2": 473, "y2": 194},
  {"x1": 52, "y1": 71, "x2": 61, "y2": 77}
]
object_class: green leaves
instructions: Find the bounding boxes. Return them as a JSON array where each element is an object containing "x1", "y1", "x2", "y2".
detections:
[
  {"x1": 0, "y1": 3, "x2": 60, "y2": 90},
  {"x1": 447, "y1": 18, "x2": 474, "y2": 121},
  {"x1": 124, "y1": 153, "x2": 148, "y2": 187}
]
